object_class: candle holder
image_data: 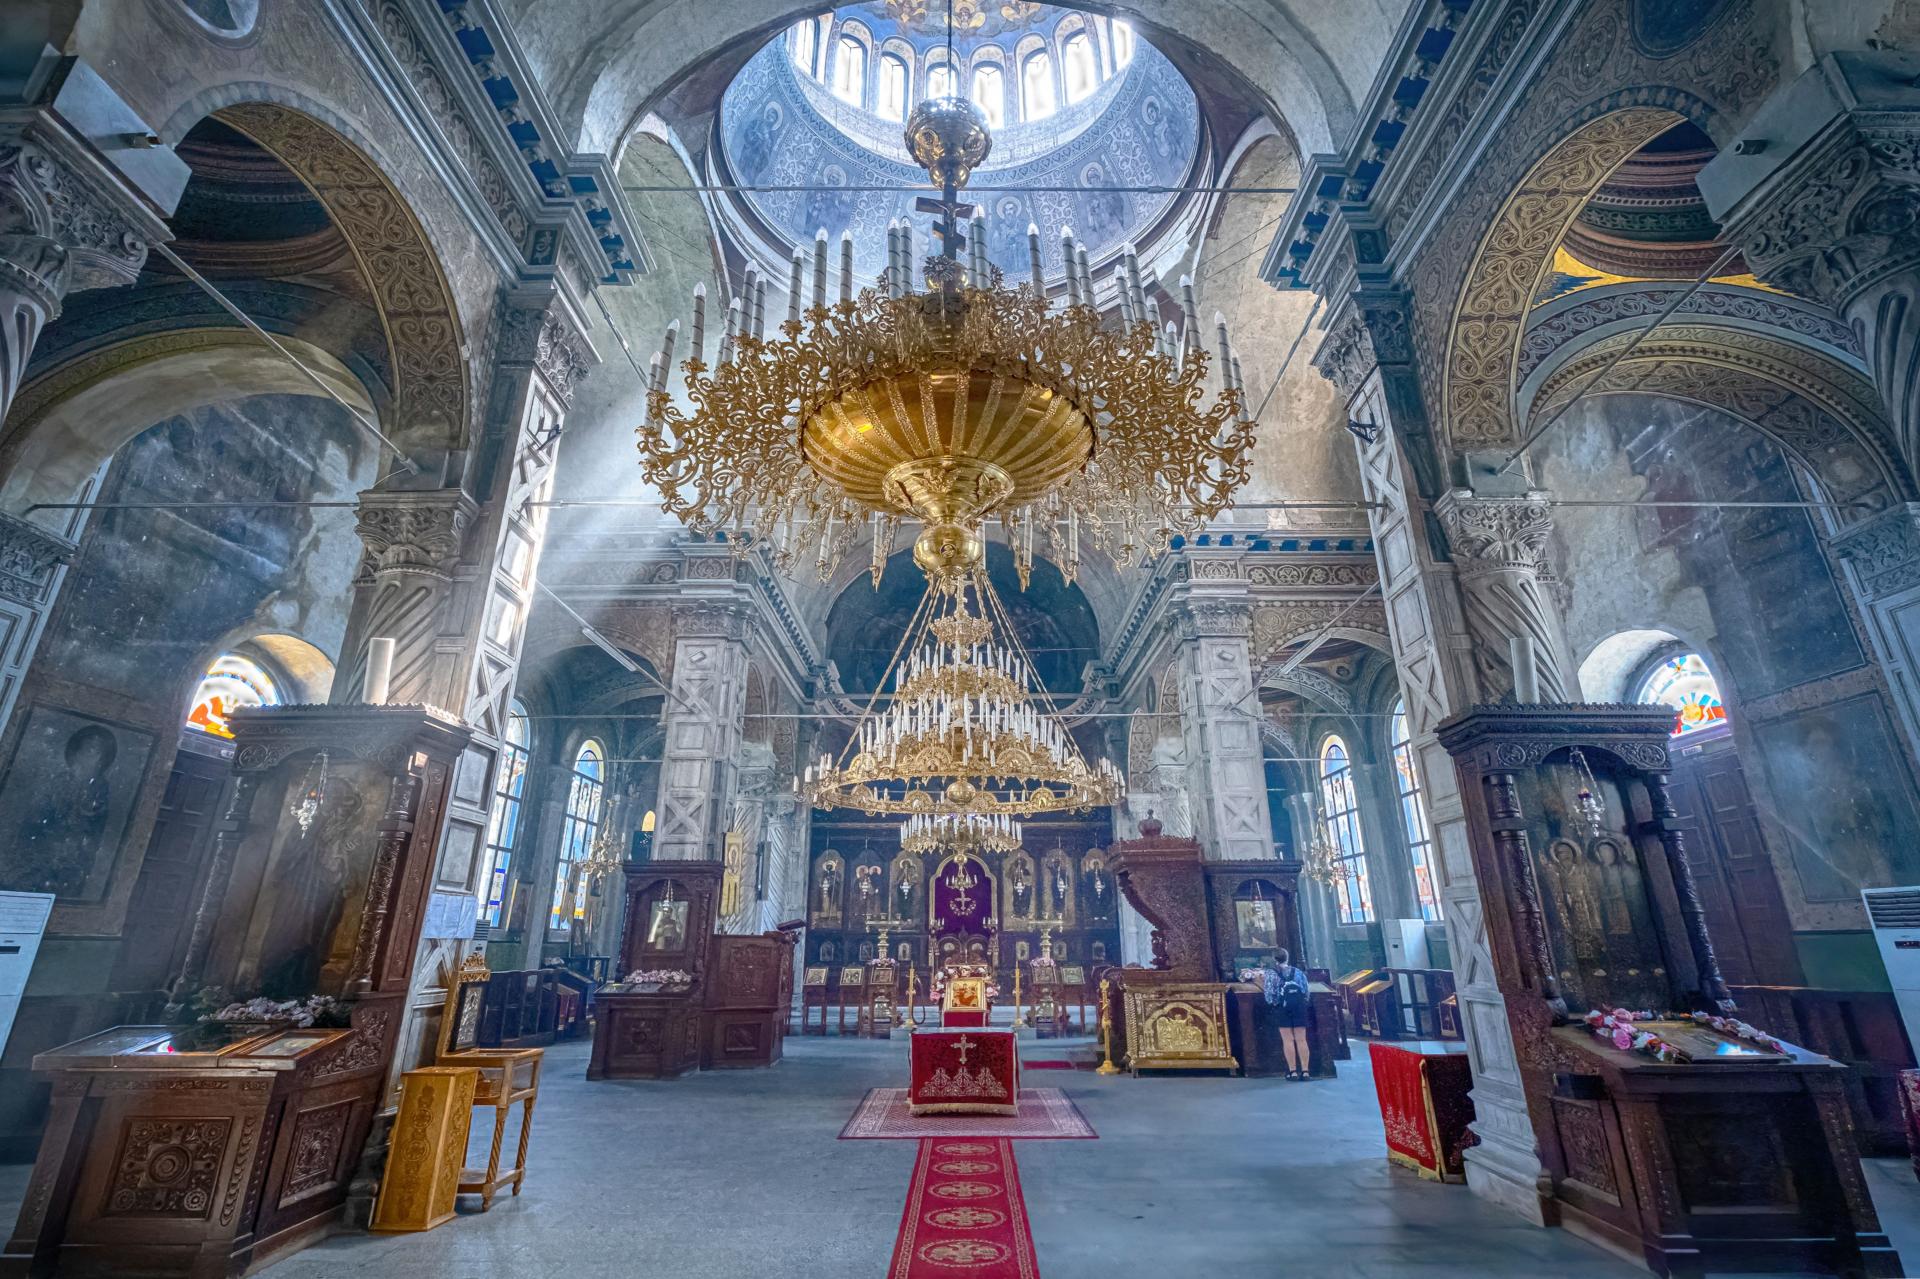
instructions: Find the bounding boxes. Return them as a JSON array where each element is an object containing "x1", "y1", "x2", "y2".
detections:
[{"x1": 1096, "y1": 977, "x2": 1122, "y2": 1075}]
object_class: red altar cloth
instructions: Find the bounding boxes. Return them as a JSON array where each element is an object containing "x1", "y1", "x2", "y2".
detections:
[
  {"x1": 1368, "y1": 1040, "x2": 1476, "y2": 1181},
  {"x1": 909, "y1": 1028, "x2": 1021, "y2": 1116}
]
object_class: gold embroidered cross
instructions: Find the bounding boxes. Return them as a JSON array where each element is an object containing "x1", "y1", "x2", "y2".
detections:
[{"x1": 953, "y1": 1034, "x2": 976, "y2": 1065}]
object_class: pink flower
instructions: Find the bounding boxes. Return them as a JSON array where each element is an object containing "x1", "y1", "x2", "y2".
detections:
[{"x1": 1611, "y1": 1025, "x2": 1635, "y2": 1051}]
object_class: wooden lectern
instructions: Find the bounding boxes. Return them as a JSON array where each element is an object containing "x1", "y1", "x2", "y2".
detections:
[
  {"x1": 1437, "y1": 704, "x2": 1897, "y2": 1277},
  {"x1": 1106, "y1": 821, "x2": 1236, "y2": 1074}
]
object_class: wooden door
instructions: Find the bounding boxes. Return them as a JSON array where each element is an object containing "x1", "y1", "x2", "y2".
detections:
[
  {"x1": 1665, "y1": 743, "x2": 1803, "y2": 986},
  {"x1": 111, "y1": 743, "x2": 231, "y2": 999}
]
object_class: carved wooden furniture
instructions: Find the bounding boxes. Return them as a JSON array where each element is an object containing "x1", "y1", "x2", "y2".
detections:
[
  {"x1": 435, "y1": 956, "x2": 541, "y2": 1209},
  {"x1": 860, "y1": 959, "x2": 898, "y2": 1039},
  {"x1": 908, "y1": 1028, "x2": 1020, "y2": 1115},
  {"x1": 1107, "y1": 823, "x2": 1213, "y2": 979},
  {"x1": 1437, "y1": 704, "x2": 1898, "y2": 1277},
  {"x1": 1733, "y1": 982, "x2": 1914, "y2": 1155},
  {"x1": 837, "y1": 965, "x2": 864, "y2": 1035},
  {"x1": 1350, "y1": 975, "x2": 1398, "y2": 1038},
  {"x1": 588, "y1": 863, "x2": 721, "y2": 1080},
  {"x1": 1226, "y1": 985, "x2": 1339, "y2": 1079},
  {"x1": 1333, "y1": 967, "x2": 1382, "y2": 1036},
  {"x1": 6, "y1": 1008, "x2": 390, "y2": 1277},
  {"x1": 1368, "y1": 1040, "x2": 1474, "y2": 1182},
  {"x1": 1202, "y1": 863, "x2": 1306, "y2": 978},
  {"x1": 370, "y1": 1066, "x2": 477, "y2": 1233},
  {"x1": 801, "y1": 966, "x2": 831, "y2": 1035},
  {"x1": 701, "y1": 932, "x2": 795, "y2": 1068},
  {"x1": 1390, "y1": 968, "x2": 1457, "y2": 1040}
]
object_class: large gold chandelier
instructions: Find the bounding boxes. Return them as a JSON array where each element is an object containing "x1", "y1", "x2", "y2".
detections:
[
  {"x1": 804, "y1": 570, "x2": 1124, "y2": 817},
  {"x1": 635, "y1": 95, "x2": 1256, "y2": 588},
  {"x1": 901, "y1": 810, "x2": 1022, "y2": 856}
]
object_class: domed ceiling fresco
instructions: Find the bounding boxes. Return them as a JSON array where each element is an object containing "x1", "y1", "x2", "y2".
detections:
[{"x1": 716, "y1": 2, "x2": 1201, "y2": 286}]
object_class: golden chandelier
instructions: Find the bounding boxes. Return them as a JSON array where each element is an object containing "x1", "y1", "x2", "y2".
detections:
[
  {"x1": 803, "y1": 570, "x2": 1125, "y2": 818},
  {"x1": 634, "y1": 103, "x2": 1256, "y2": 589},
  {"x1": 900, "y1": 809, "x2": 1022, "y2": 856}
]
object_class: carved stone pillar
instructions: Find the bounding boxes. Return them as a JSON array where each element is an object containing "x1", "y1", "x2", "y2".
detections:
[
  {"x1": 1433, "y1": 490, "x2": 1573, "y2": 702},
  {"x1": 342, "y1": 487, "x2": 479, "y2": 708},
  {"x1": 1170, "y1": 599, "x2": 1275, "y2": 861},
  {"x1": 654, "y1": 603, "x2": 752, "y2": 862},
  {"x1": 1283, "y1": 791, "x2": 1336, "y2": 969},
  {"x1": 0, "y1": 122, "x2": 160, "y2": 426},
  {"x1": 0, "y1": 510, "x2": 75, "y2": 729},
  {"x1": 1701, "y1": 53, "x2": 1920, "y2": 470},
  {"x1": 1833, "y1": 503, "x2": 1920, "y2": 755},
  {"x1": 1312, "y1": 283, "x2": 1550, "y2": 1222}
]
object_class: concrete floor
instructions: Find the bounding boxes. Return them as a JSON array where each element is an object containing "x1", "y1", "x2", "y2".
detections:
[{"x1": 5, "y1": 1035, "x2": 1920, "y2": 1276}]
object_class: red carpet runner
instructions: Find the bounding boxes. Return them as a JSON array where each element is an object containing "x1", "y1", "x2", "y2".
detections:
[{"x1": 887, "y1": 1138, "x2": 1039, "y2": 1278}]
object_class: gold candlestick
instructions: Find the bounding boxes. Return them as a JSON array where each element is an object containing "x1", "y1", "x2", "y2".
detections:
[
  {"x1": 1012, "y1": 964, "x2": 1026, "y2": 1029},
  {"x1": 1095, "y1": 977, "x2": 1121, "y2": 1075},
  {"x1": 900, "y1": 965, "x2": 918, "y2": 1027}
]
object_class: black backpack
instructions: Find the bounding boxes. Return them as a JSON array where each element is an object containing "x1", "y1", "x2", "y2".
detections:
[{"x1": 1277, "y1": 967, "x2": 1309, "y2": 1017}]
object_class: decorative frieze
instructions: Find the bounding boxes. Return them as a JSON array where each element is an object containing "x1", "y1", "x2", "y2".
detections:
[
  {"x1": 1834, "y1": 503, "x2": 1920, "y2": 600},
  {"x1": 0, "y1": 513, "x2": 77, "y2": 607}
]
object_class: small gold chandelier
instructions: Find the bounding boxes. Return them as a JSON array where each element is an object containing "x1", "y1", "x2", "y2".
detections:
[
  {"x1": 635, "y1": 84, "x2": 1255, "y2": 588},
  {"x1": 901, "y1": 809, "x2": 1022, "y2": 856},
  {"x1": 1302, "y1": 832, "x2": 1346, "y2": 890},
  {"x1": 804, "y1": 571, "x2": 1124, "y2": 818}
]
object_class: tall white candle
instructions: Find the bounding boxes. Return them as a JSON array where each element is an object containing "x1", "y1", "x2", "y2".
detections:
[
  {"x1": 1027, "y1": 222, "x2": 1044, "y2": 294},
  {"x1": 812, "y1": 226, "x2": 829, "y2": 310},
  {"x1": 365, "y1": 637, "x2": 395, "y2": 704},
  {"x1": 690, "y1": 282, "x2": 706, "y2": 366}
]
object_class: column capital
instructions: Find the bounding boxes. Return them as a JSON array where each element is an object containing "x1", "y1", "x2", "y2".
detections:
[
  {"x1": 1834, "y1": 501, "x2": 1920, "y2": 599},
  {"x1": 1433, "y1": 489, "x2": 1556, "y2": 577},
  {"x1": 0, "y1": 117, "x2": 165, "y2": 300},
  {"x1": 672, "y1": 601, "x2": 753, "y2": 643},
  {"x1": 1705, "y1": 64, "x2": 1920, "y2": 309},
  {"x1": 1311, "y1": 287, "x2": 1416, "y2": 401},
  {"x1": 355, "y1": 488, "x2": 478, "y2": 579},
  {"x1": 1170, "y1": 599, "x2": 1253, "y2": 642},
  {"x1": 0, "y1": 511, "x2": 75, "y2": 606},
  {"x1": 495, "y1": 293, "x2": 595, "y2": 409}
]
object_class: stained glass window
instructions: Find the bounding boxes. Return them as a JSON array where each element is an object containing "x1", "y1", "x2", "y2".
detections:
[
  {"x1": 1021, "y1": 50, "x2": 1055, "y2": 120},
  {"x1": 551, "y1": 739, "x2": 605, "y2": 931},
  {"x1": 1636, "y1": 652, "x2": 1727, "y2": 737},
  {"x1": 1062, "y1": 33, "x2": 1098, "y2": 103},
  {"x1": 185, "y1": 653, "x2": 280, "y2": 738},
  {"x1": 833, "y1": 35, "x2": 867, "y2": 106},
  {"x1": 879, "y1": 54, "x2": 910, "y2": 120},
  {"x1": 971, "y1": 64, "x2": 1005, "y2": 129},
  {"x1": 1319, "y1": 735, "x2": 1374, "y2": 924},
  {"x1": 1391, "y1": 699, "x2": 1442, "y2": 922},
  {"x1": 482, "y1": 701, "x2": 531, "y2": 928}
]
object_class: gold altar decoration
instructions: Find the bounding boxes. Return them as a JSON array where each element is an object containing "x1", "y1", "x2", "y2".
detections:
[
  {"x1": 1121, "y1": 984, "x2": 1238, "y2": 1075},
  {"x1": 901, "y1": 809, "x2": 1022, "y2": 857},
  {"x1": 635, "y1": 79, "x2": 1256, "y2": 591}
]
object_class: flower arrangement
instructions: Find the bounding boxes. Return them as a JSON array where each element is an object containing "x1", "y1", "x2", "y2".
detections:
[
  {"x1": 1582, "y1": 1006, "x2": 1786, "y2": 1064},
  {"x1": 205, "y1": 994, "x2": 347, "y2": 1028},
  {"x1": 622, "y1": 968, "x2": 694, "y2": 988}
]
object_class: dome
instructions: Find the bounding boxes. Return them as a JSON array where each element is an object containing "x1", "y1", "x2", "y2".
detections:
[{"x1": 714, "y1": 3, "x2": 1202, "y2": 287}]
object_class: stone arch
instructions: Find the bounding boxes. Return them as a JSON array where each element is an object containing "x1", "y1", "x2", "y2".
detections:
[
  {"x1": 0, "y1": 329, "x2": 375, "y2": 515},
  {"x1": 1441, "y1": 104, "x2": 1698, "y2": 450},
  {"x1": 203, "y1": 101, "x2": 470, "y2": 453},
  {"x1": 1525, "y1": 324, "x2": 1913, "y2": 530}
]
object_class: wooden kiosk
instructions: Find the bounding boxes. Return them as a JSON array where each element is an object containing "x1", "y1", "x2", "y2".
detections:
[
  {"x1": 1436, "y1": 704, "x2": 1897, "y2": 1277},
  {"x1": 3, "y1": 706, "x2": 470, "y2": 1277}
]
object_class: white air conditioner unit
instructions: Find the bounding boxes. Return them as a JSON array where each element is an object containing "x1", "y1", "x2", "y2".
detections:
[
  {"x1": 1381, "y1": 917, "x2": 1430, "y2": 970},
  {"x1": 1863, "y1": 886, "x2": 1920, "y2": 1049}
]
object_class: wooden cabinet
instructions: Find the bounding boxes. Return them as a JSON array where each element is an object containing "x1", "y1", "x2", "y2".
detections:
[
  {"x1": 701, "y1": 933, "x2": 795, "y2": 1069},
  {"x1": 588, "y1": 993, "x2": 701, "y2": 1080}
]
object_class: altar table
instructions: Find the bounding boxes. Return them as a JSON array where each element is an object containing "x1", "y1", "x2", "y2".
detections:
[
  {"x1": 908, "y1": 1028, "x2": 1020, "y2": 1116},
  {"x1": 1368, "y1": 1040, "x2": 1475, "y2": 1181}
]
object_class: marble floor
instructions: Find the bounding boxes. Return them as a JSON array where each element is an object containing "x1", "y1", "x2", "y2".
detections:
[{"x1": 5, "y1": 1034, "x2": 1920, "y2": 1277}]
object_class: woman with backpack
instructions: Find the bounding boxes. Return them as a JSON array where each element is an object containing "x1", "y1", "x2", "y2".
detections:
[{"x1": 1262, "y1": 951, "x2": 1314, "y2": 1080}]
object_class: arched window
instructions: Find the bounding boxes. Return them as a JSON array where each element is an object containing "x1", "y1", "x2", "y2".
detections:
[
  {"x1": 1020, "y1": 50, "x2": 1055, "y2": 120},
  {"x1": 1636, "y1": 651, "x2": 1727, "y2": 736},
  {"x1": 1062, "y1": 32, "x2": 1098, "y2": 103},
  {"x1": 878, "y1": 53, "x2": 910, "y2": 120},
  {"x1": 185, "y1": 652, "x2": 280, "y2": 738},
  {"x1": 1319, "y1": 735, "x2": 1374, "y2": 924},
  {"x1": 1390, "y1": 700, "x2": 1442, "y2": 922},
  {"x1": 482, "y1": 700, "x2": 531, "y2": 928},
  {"x1": 1111, "y1": 20, "x2": 1135, "y2": 67},
  {"x1": 926, "y1": 56, "x2": 957, "y2": 100},
  {"x1": 790, "y1": 19, "x2": 816, "y2": 74},
  {"x1": 833, "y1": 35, "x2": 868, "y2": 106},
  {"x1": 551, "y1": 739, "x2": 606, "y2": 930},
  {"x1": 970, "y1": 63, "x2": 1005, "y2": 128}
]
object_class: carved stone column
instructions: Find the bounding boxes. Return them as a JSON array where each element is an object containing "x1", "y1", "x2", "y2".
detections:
[
  {"x1": 1433, "y1": 490, "x2": 1573, "y2": 702},
  {"x1": 1170, "y1": 598, "x2": 1275, "y2": 861},
  {"x1": 1312, "y1": 283, "x2": 1550, "y2": 1222},
  {"x1": 1701, "y1": 53, "x2": 1920, "y2": 470},
  {"x1": 654, "y1": 603, "x2": 752, "y2": 862},
  {"x1": 0, "y1": 511, "x2": 75, "y2": 730},
  {"x1": 342, "y1": 487, "x2": 478, "y2": 708},
  {"x1": 0, "y1": 122, "x2": 160, "y2": 426}
]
